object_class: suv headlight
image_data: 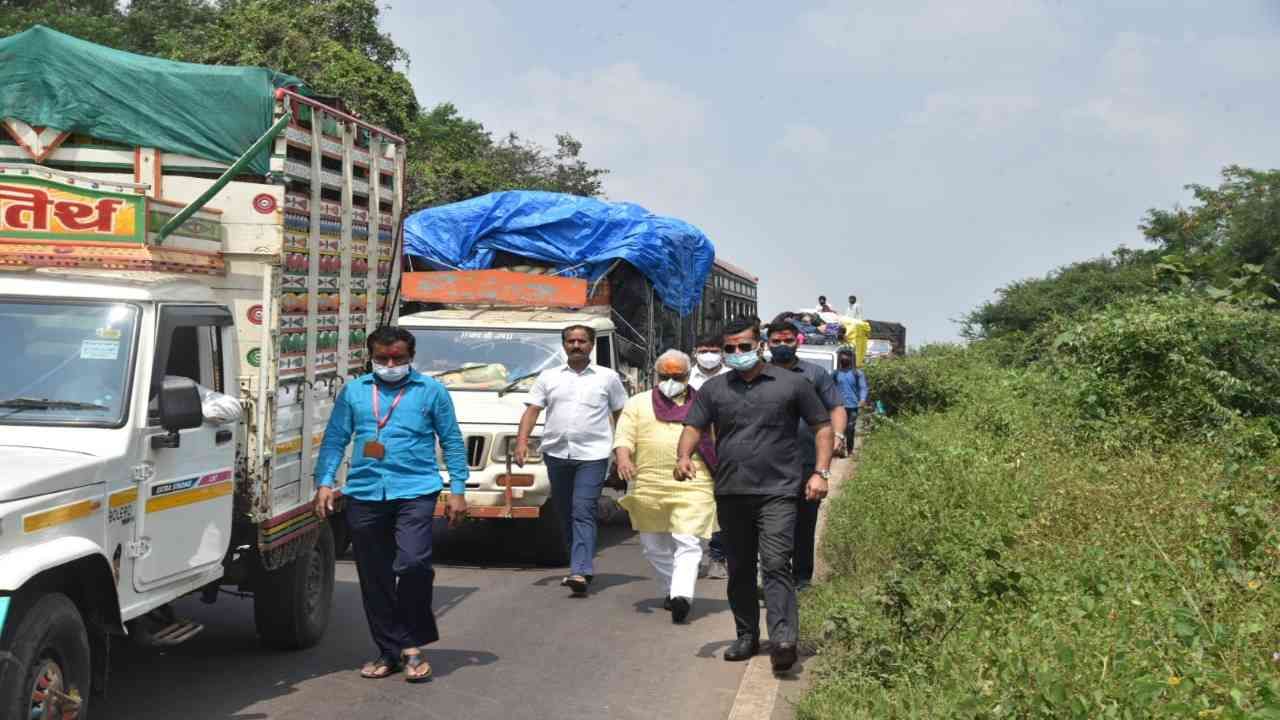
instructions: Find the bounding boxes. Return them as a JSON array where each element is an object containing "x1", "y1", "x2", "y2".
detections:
[{"x1": 492, "y1": 435, "x2": 541, "y2": 463}]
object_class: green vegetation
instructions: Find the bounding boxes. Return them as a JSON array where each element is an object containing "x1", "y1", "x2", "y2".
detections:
[
  {"x1": 801, "y1": 168, "x2": 1280, "y2": 718},
  {"x1": 0, "y1": 0, "x2": 608, "y2": 207}
]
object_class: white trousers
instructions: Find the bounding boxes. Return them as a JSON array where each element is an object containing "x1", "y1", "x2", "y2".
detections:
[{"x1": 639, "y1": 532, "x2": 703, "y2": 600}]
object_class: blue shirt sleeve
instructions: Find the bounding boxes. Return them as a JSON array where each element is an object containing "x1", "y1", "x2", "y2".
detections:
[
  {"x1": 856, "y1": 370, "x2": 869, "y2": 404},
  {"x1": 315, "y1": 384, "x2": 355, "y2": 487},
  {"x1": 430, "y1": 384, "x2": 470, "y2": 494}
]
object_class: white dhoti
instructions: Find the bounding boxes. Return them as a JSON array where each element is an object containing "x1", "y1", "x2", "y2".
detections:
[{"x1": 639, "y1": 532, "x2": 703, "y2": 600}]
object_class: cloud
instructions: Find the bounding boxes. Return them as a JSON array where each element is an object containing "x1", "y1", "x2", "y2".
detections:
[
  {"x1": 792, "y1": 0, "x2": 1066, "y2": 75},
  {"x1": 466, "y1": 62, "x2": 712, "y2": 216},
  {"x1": 906, "y1": 92, "x2": 1040, "y2": 131},
  {"x1": 775, "y1": 123, "x2": 832, "y2": 156}
]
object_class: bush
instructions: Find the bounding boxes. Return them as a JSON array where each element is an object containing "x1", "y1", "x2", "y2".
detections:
[
  {"x1": 1046, "y1": 294, "x2": 1280, "y2": 453},
  {"x1": 864, "y1": 344, "x2": 970, "y2": 416},
  {"x1": 801, "y1": 330, "x2": 1280, "y2": 719}
]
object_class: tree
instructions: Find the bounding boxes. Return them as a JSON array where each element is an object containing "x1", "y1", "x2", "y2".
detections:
[
  {"x1": 1141, "y1": 165, "x2": 1280, "y2": 300},
  {"x1": 1, "y1": 0, "x2": 609, "y2": 208}
]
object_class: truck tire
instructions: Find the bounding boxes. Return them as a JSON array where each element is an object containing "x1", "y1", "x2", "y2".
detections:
[
  {"x1": 533, "y1": 499, "x2": 570, "y2": 567},
  {"x1": 0, "y1": 593, "x2": 92, "y2": 720},
  {"x1": 253, "y1": 522, "x2": 335, "y2": 650}
]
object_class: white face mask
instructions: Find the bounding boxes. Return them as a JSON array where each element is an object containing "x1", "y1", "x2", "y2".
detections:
[
  {"x1": 372, "y1": 362, "x2": 411, "y2": 383},
  {"x1": 658, "y1": 379, "x2": 688, "y2": 399},
  {"x1": 695, "y1": 351, "x2": 722, "y2": 370}
]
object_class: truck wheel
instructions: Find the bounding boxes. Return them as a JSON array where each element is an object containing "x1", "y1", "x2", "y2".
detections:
[
  {"x1": 330, "y1": 513, "x2": 352, "y2": 558},
  {"x1": 0, "y1": 593, "x2": 92, "y2": 720},
  {"x1": 254, "y1": 522, "x2": 335, "y2": 650},
  {"x1": 533, "y1": 500, "x2": 570, "y2": 566}
]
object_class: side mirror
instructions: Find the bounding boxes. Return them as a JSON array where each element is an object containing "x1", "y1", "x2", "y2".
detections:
[{"x1": 154, "y1": 377, "x2": 203, "y2": 448}]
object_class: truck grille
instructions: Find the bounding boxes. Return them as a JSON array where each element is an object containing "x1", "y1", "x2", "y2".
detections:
[{"x1": 466, "y1": 436, "x2": 487, "y2": 469}]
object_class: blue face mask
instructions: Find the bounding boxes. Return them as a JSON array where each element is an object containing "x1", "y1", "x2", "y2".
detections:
[
  {"x1": 769, "y1": 344, "x2": 796, "y2": 365},
  {"x1": 725, "y1": 350, "x2": 760, "y2": 372}
]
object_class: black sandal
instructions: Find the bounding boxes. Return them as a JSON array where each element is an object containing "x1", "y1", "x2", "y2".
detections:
[
  {"x1": 360, "y1": 656, "x2": 400, "y2": 679},
  {"x1": 402, "y1": 651, "x2": 433, "y2": 683}
]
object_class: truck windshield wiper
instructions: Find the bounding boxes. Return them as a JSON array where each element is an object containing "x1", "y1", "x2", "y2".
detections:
[
  {"x1": 0, "y1": 397, "x2": 110, "y2": 411},
  {"x1": 428, "y1": 363, "x2": 502, "y2": 378},
  {"x1": 496, "y1": 371, "x2": 542, "y2": 397}
]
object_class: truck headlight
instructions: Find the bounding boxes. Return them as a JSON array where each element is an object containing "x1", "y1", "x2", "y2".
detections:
[{"x1": 492, "y1": 435, "x2": 541, "y2": 463}]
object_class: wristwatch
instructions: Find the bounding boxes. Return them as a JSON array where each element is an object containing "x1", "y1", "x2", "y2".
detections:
[{"x1": 816, "y1": 469, "x2": 831, "y2": 480}]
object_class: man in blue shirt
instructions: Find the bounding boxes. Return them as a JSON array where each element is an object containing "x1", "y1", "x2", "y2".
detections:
[
  {"x1": 314, "y1": 326, "x2": 469, "y2": 683},
  {"x1": 834, "y1": 347, "x2": 869, "y2": 449}
]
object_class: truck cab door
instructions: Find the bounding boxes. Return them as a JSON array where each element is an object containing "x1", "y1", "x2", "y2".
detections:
[{"x1": 132, "y1": 306, "x2": 238, "y2": 593}]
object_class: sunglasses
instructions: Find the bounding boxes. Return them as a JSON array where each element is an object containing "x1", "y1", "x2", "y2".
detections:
[
  {"x1": 722, "y1": 342, "x2": 758, "y2": 354},
  {"x1": 657, "y1": 372, "x2": 690, "y2": 381}
]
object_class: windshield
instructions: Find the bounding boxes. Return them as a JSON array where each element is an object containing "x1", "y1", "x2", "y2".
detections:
[
  {"x1": 408, "y1": 328, "x2": 565, "y2": 391},
  {"x1": 866, "y1": 339, "x2": 894, "y2": 360},
  {"x1": 796, "y1": 349, "x2": 837, "y2": 370},
  {"x1": 0, "y1": 300, "x2": 138, "y2": 426}
]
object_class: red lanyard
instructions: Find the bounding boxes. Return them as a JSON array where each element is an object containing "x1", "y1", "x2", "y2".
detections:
[{"x1": 371, "y1": 384, "x2": 407, "y2": 436}]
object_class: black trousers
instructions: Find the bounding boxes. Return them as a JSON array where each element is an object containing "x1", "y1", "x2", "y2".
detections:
[
  {"x1": 346, "y1": 493, "x2": 441, "y2": 660},
  {"x1": 793, "y1": 464, "x2": 821, "y2": 585},
  {"x1": 716, "y1": 494, "x2": 799, "y2": 644}
]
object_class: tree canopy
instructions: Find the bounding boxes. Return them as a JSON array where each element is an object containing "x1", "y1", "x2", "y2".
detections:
[{"x1": 0, "y1": 0, "x2": 607, "y2": 208}]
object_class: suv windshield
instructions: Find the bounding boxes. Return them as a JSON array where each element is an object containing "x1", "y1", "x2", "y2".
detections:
[
  {"x1": 0, "y1": 301, "x2": 138, "y2": 426},
  {"x1": 408, "y1": 328, "x2": 564, "y2": 391}
]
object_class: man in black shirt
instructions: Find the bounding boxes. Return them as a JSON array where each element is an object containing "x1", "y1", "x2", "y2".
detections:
[
  {"x1": 676, "y1": 316, "x2": 833, "y2": 673},
  {"x1": 765, "y1": 316, "x2": 847, "y2": 591}
]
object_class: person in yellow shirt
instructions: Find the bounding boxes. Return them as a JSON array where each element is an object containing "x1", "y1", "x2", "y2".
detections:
[{"x1": 614, "y1": 350, "x2": 717, "y2": 624}]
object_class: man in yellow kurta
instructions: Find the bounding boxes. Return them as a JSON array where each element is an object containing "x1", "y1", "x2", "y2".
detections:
[{"x1": 615, "y1": 350, "x2": 718, "y2": 624}]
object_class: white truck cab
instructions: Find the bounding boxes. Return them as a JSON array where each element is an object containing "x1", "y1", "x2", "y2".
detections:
[{"x1": 398, "y1": 307, "x2": 620, "y2": 564}]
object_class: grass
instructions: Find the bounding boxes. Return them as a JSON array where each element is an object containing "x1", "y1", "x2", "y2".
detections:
[{"x1": 797, "y1": 350, "x2": 1280, "y2": 719}]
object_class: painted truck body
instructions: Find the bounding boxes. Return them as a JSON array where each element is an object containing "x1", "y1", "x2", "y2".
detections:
[{"x1": 0, "y1": 85, "x2": 404, "y2": 717}]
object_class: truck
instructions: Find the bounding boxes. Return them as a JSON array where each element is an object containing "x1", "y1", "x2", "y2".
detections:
[
  {"x1": 396, "y1": 193, "x2": 716, "y2": 564},
  {"x1": 0, "y1": 26, "x2": 405, "y2": 718}
]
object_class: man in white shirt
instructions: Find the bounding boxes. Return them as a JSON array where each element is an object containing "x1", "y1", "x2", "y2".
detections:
[
  {"x1": 690, "y1": 332, "x2": 731, "y2": 390},
  {"x1": 515, "y1": 324, "x2": 628, "y2": 597},
  {"x1": 847, "y1": 294, "x2": 863, "y2": 320}
]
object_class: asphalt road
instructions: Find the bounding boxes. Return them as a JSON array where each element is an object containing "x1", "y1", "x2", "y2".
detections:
[{"x1": 98, "y1": 521, "x2": 751, "y2": 720}]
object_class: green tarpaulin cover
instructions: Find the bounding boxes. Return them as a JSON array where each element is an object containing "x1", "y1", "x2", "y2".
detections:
[{"x1": 0, "y1": 25, "x2": 307, "y2": 175}]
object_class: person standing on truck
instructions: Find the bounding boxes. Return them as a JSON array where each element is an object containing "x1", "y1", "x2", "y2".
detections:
[
  {"x1": 846, "y1": 294, "x2": 863, "y2": 320},
  {"x1": 515, "y1": 324, "x2": 628, "y2": 597},
  {"x1": 675, "y1": 316, "x2": 833, "y2": 672},
  {"x1": 615, "y1": 350, "x2": 718, "y2": 624},
  {"x1": 834, "y1": 347, "x2": 869, "y2": 450},
  {"x1": 313, "y1": 326, "x2": 470, "y2": 683},
  {"x1": 690, "y1": 331, "x2": 731, "y2": 580},
  {"x1": 766, "y1": 316, "x2": 847, "y2": 592}
]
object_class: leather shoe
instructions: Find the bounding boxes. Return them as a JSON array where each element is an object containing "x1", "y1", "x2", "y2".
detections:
[
  {"x1": 770, "y1": 642, "x2": 798, "y2": 672},
  {"x1": 723, "y1": 636, "x2": 759, "y2": 662},
  {"x1": 669, "y1": 596, "x2": 691, "y2": 624}
]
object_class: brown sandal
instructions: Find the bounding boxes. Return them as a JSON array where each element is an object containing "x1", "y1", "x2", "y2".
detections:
[
  {"x1": 360, "y1": 656, "x2": 400, "y2": 679},
  {"x1": 402, "y1": 651, "x2": 432, "y2": 683}
]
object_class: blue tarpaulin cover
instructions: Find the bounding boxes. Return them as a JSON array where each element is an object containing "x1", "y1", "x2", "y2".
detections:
[{"x1": 403, "y1": 191, "x2": 715, "y2": 315}]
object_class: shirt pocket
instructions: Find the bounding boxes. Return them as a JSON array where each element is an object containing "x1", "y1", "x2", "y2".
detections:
[{"x1": 577, "y1": 384, "x2": 610, "y2": 410}]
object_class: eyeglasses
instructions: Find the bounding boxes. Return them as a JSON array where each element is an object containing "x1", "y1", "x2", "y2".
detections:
[
  {"x1": 722, "y1": 342, "x2": 758, "y2": 354},
  {"x1": 657, "y1": 373, "x2": 690, "y2": 382}
]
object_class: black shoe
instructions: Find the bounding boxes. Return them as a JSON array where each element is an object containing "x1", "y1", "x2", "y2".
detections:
[
  {"x1": 669, "y1": 596, "x2": 691, "y2": 624},
  {"x1": 566, "y1": 575, "x2": 589, "y2": 596},
  {"x1": 724, "y1": 636, "x2": 759, "y2": 662},
  {"x1": 662, "y1": 597, "x2": 673, "y2": 611},
  {"x1": 770, "y1": 642, "x2": 798, "y2": 672}
]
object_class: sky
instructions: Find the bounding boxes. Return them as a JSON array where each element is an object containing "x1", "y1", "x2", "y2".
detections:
[{"x1": 383, "y1": 1, "x2": 1280, "y2": 345}]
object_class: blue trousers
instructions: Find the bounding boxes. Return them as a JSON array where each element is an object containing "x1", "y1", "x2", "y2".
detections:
[
  {"x1": 346, "y1": 493, "x2": 440, "y2": 660},
  {"x1": 544, "y1": 455, "x2": 608, "y2": 576}
]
